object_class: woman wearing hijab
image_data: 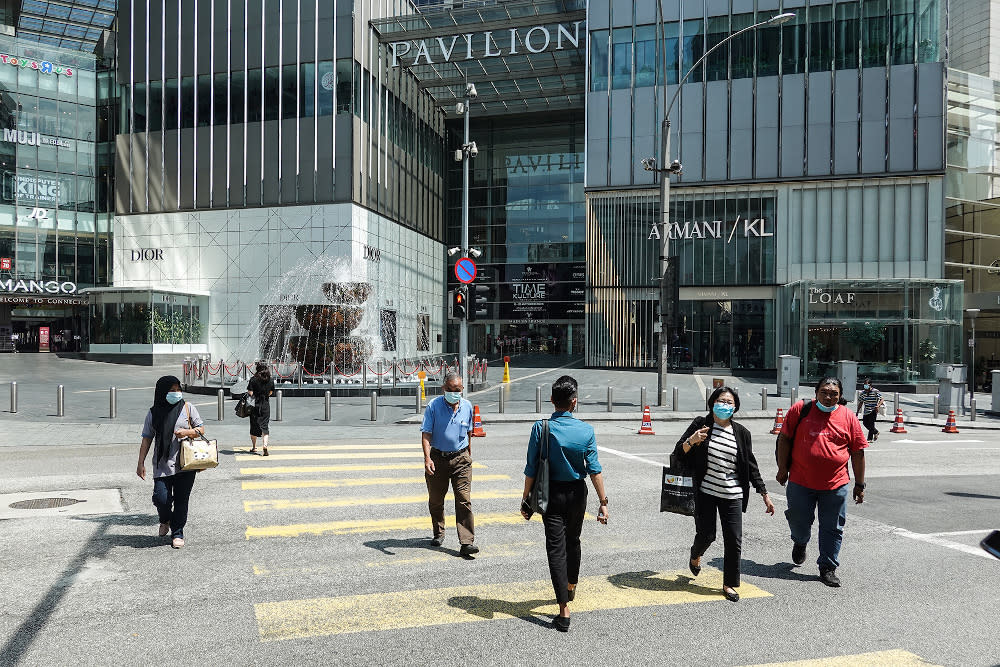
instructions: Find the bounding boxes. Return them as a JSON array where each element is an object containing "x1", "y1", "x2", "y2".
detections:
[
  {"x1": 136, "y1": 375, "x2": 206, "y2": 548},
  {"x1": 248, "y1": 361, "x2": 275, "y2": 456},
  {"x1": 673, "y1": 385, "x2": 775, "y2": 601}
]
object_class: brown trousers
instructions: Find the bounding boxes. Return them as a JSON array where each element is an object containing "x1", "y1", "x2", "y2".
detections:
[{"x1": 425, "y1": 447, "x2": 475, "y2": 545}]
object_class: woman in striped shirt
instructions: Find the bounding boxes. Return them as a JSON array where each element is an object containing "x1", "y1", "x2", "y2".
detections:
[{"x1": 673, "y1": 385, "x2": 775, "y2": 601}]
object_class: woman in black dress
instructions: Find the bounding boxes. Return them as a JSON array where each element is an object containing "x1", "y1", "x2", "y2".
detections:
[{"x1": 248, "y1": 361, "x2": 275, "y2": 456}]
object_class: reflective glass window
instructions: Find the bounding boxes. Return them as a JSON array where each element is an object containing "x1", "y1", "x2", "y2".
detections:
[
  {"x1": 634, "y1": 26, "x2": 656, "y2": 88},
  {"x1": 230, "y1": 71, "x2": 244, "y2": 124},
  {"x1": 163, "y1": 78, "x2": 178, "y2": 131},
  {"x1": 131, "y1": 83, "x2": 146, "y2": 133},
  {"x1": 916, "y1": 0, "x2": 940, "y2": 63},
  {"x1": 147, "y1": 80, "x2": 162, "y2": 132},
  {"x1": 756, "y1": 22, "x2": 780, "y2": 76},
  {"x1": 705, "y1": 16, "x2": 729, "y2": 82},
  {"x1": 862, "y1": 0, "x2": 888, "y2": 68},
  {"x1": 682, "y1": 19, "x2": 704, "y2": 81},
  {"x1": 264, "y1": 66, "x2": 280, "y2": 122},
  {"x1": 214, "y1": 73, "x2": 228, "y2": 126},
  {"x1": 300, "y1": 62, "x2": 315, "y2": 117},
  {"x1": 836, "y1": 4, "x2": 860, "y2": 69},
  {"x1": 891, "y1": 0, "x2": 915, "y2": 65},
  {"x1": 247, "y1": 68, "x2": 263, "y2": 122},
  {"x1": 589, "y1": 30, "x2": 608, "y2": 91},
  {"x1": 809, "y1": 6, "x2": 833, "y2": 72},
  {"x1": 334, "y1": 59, "x2": 351, "y2": 114},
  {"x1": 196, "y1": 74, "x2": 211, "y2": 127},
  {"x1": 731, "y1": 14, "x2": 755, "y2": 79},
  {"x1": 180, "y1": 77, "x2": 195, "y2": 129},
  {"x1": 661, "y1": 22, "x2": 679, "y2": 85},
  {"x1": 281, "y1": 64, "x2": 297, "y2": 119},
  {"x1": 38, "y1": 97, "x2": 58, "y2": 135},
  {"x1": 318, "y1": 60, "x2": 335, "y2": 116},
  {"x1": 781, "y1": 13, "x2": 807, "y2": 75},
  {"x1": 76, "y1": 68, "x2": 96, "y2": 105},
  {"x1": 611, "y1": 28, "x2": 632, "y2": 89}
]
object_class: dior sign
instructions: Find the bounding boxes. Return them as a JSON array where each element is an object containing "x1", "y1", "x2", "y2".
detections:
[{"x1": 390, "y1": 21, "x2": 583, "y2": 67}]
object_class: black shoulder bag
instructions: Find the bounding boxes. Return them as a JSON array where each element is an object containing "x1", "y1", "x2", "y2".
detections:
[
  {"x1": 775, "y1": 400, "x2": 813, "y2": 469},
  {"x1": 526, "y1": 419, "x2": 551, "y2": 517}
]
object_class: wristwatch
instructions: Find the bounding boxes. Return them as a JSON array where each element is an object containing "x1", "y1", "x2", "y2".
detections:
[
  {"x1": 600, "y1": 496, "x2": 609, "y2": 506},
  {"x1": 855, "y1": 482, "x2": 866, "y2": 490}
]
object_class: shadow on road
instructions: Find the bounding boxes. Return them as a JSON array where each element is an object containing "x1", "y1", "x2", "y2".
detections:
[
  {"x1": 945, "y1": 491, "x2": 1000, "y2": 501},
  {"x1": 0, "y1": 512, "x2": 168, "y2": 665},
  {"x1": 362, "y1": 536, "x2": 460, "y2": 558},
  {"x1": 446, "y1": 595, "x2": 554, "y2": 628},
  {"x1": 726, "y1": 557, "x2": 819, "y2": 582},
  {"x1": 607, "y1": 569, "x2": 719, "y2": 597}
]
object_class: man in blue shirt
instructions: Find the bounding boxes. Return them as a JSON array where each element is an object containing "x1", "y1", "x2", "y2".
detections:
[{"x1": 421, "y1": 371, "x2": 478, "y2": 557}]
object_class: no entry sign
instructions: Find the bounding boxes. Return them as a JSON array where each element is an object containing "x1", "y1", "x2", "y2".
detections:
[{"x1": 455, "y1": 257, "x2": 477, "y2": 284}]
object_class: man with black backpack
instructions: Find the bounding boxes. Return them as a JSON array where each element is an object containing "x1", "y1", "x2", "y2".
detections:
[{"x1": 775, "y1": 376, "x2": 868, "y2": 588}]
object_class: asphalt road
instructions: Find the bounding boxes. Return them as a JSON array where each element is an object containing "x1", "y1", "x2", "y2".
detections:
[{"x1": 1, "y1": 358, "x2": 999, "y2": 666}]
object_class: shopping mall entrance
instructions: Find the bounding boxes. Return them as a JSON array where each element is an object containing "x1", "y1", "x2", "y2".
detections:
[
  {"x1": 0, "y1": 298, "x2": 89, "y2": 353},
  {"x1": 460, "y1": 322, "x2": 584, "y2": 360},
  {"x1": 674, "y1": 300, "x2": 775, "y2": 373}
]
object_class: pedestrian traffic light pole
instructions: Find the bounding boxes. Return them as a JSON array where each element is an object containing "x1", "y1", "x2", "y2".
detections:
[
  {"x1": 644, "y1": 7, "x2": 795, "y2": 400},
  {"x1": 457, "y1": 83, "x2": 478, "y2": 382}
]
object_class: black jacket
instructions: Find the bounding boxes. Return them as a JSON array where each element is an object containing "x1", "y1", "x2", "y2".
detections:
[{"x1": 672, "y1": 414, "x2": 767, "y2": 513}]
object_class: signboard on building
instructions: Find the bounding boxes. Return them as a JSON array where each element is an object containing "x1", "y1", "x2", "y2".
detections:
[
  {"x1": 0, "y1": 53, "x2": 75, "y2": 76},
  {"x1": 499, "y1": 263, "x2": 585, "y2": 320},
  {"x1": 0, "y1": 257, "x2": 9, "y2": 270},
  {"x1": 390, "y1": 21, "x2": 584, "y2": 67},
  {"x1": 0, "y1": 278, "x2": 77, "y2": 294},
  {"x1": 38, "y1": 326, "x2": 50, "y2": 352}
]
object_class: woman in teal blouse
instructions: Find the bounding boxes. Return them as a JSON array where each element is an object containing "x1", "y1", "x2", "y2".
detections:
[{"x1": 521, "y1": 375, "x2": 609, "y2": 632}]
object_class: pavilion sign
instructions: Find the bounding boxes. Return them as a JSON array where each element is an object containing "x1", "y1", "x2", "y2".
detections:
[{"x1": 389, "y1": 21, "x2": 584, "y2": 67}]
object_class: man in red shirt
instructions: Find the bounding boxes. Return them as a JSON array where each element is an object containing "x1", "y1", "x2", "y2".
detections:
[{"x1": 776, "y1": 376, "x2": 867, "y2": 587}]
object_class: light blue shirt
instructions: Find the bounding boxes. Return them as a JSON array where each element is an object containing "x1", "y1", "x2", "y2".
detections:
[
  {"x1": 524, "y1": 412, "x2": 602, "y2": 482},
  {"x1": 420, "y1": 396, "x2": 474, "y2": 452}
]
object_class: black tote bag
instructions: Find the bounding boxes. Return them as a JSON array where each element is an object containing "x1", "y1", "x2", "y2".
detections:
[
  {"x1": 660, "y1": 453, "x2": 696, "y2": 516},
  {"x1": 528, "y1": 419, "x2": 551, "y2": 515}
]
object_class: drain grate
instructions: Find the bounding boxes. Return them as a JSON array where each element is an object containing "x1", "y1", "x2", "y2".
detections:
[{"x1": 8, "y1": 497, "x2": 84, "y2": 510}]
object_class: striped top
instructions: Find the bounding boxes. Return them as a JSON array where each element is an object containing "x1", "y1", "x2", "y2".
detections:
[
  {"x1": 860, "y1": 388, "x2": 882, "y2": 415},
  {"x1": 701, "y1": 424, "x2": 743, "y2": 500}
]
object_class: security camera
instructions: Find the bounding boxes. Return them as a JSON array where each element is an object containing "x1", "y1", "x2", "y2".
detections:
[
  {"x1": 669, "y1": 159, "x2": 683, "y2": 174},
  {"x1": 455, "y1": 102, "x2": 466, "y2": 115},
  {"x1": 468, "y1": 248, "x2": 482, "y2": 259},
  {"x1": 448, "y1": 247, "x2": 461, "y2": 256},
  {"x1": 454, "y1": 149, "x2": 464, "y2": 162},
  {"x1": 468, "y1": 141, "x2": 478, "y2": 158},
  {"x1": 466, "y1": 83, "x2": 478, "y2": 99},
  {"x1": 640, "y1": 157, "x2": 657, "y2": 171}
]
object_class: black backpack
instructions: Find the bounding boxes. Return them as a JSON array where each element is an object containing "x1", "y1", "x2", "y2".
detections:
[{"x1": 775, "y1": 400, "x2": 812, "y2": 468}]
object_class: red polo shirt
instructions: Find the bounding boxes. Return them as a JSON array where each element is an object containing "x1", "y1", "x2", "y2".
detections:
[{"x1": 781, "y1": 400, "x2": 868, "y2": 490}]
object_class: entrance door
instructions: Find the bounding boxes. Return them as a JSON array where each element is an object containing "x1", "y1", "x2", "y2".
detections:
[{"x1": 691, "y1": 301, "x2": 732, "y2": 369}]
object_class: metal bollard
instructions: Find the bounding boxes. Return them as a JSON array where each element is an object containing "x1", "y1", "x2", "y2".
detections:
[
  {"x1": 705, "y1": 387, "x2": 709, "y2": 404},
  {"x1": 933, "y1": 395, "x2": 939, "y2": 419},
  {"x1": 761, "y1": 386, "x2": 767, "y2": 411},
  {"x1": 659, "y1": 389, "x2": 667, "y2": 407},
  {"x1": 536, "y1": 386, "x2": 542, "y2": 413},
  {"x1": 607, "y1": 386, "x2": 614, "y2": 413},
  {"x1": 9, "y1": 381, "x2": 16, "y2": 413},
  {"x1": 672, "y1": 386, "x2": 679, "y2": 411},
  {"x1": 274, "y1": 390, "x2": 283, "y2": 421},
  {"x1": 109, "y1": 386, "x2": 117, "y2": 419},
  {"x1": 640, "y1": 387, "x2": 647, "y2": 410},
  {"x1": 499, "y1": 386, "x2": 505, "y2": 414},
  {"x1": 370, "y1": 392, "x2": 378, "y2": 421},
  {"x1": 324, "y1": 391, "x2": 332, "y2": 421},
  {"x1": 894, "y1": 392, "x2": 900, "y2": 416},
  {"x1": 57, "y1": 385, "x2": 64, "y2": 417},
  {"x1": 855, "y1": 390, "x2": 861, "y2": 406},
  {"x1": 971, "y1": 397, "x2": 977, "y2": 421},
  {"x1": 217, "y1": 389, "x2": 224, "y2": 421},
  {"x1": 790, "y1": 387, "x2": 798, "y2": 405},
  {"x1": 377, "y1": 360, "x2": 383, "y2": 390},
  {"x1": 415, "y1": 388, "x2": 423, "y2": 413}
]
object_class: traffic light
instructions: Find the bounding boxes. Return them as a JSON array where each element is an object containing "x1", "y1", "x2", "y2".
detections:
[
  {"x1": 468, "y1": 284, "x2": 490, "y2": 322},
  {"x1": 452, "y1": 286, "x2": 467, "y2": 320}
]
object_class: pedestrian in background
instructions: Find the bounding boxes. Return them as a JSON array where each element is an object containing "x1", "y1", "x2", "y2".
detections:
[
  {"x1": 421, "y1": 371, "x2": 479, "y2": 557},
  {"x1": 856, "y1": 377, "x2": 884, "y2": 442},
  {"x1": 520, "y1": 375, "x2": 608, "y2": 631},
  {"x1": 776, "y1": 376, "x2": 867, "y2": 587},
  {"x1": 673, "y1": 385, "x2": 774, "y2": 602},
  {"x1": 248, "y1": 361, "x2": 275, "y2": 456},
  {"x1": 136, "y1": 375, "x2": 205, "y2": 549}
]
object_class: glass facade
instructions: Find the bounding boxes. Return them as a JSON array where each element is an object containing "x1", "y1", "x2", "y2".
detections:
[
  {"x1": 779, "y1": 280, "x2": 962, "y2": 383},
  {"x1": 446, "y1": 112, "x2": 584, "y2": 358},
  {"x1": 88, "y1": 289, "x2": 209, "y2": 350}
]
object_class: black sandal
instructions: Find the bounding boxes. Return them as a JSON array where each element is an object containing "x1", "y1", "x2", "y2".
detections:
[{"x1": 249, "y1": 447, "x2": 258, "y2": 454}]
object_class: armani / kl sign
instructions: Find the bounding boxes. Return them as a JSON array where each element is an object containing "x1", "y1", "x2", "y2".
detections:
[
  {"x1": 648, "y1": 215, "x2": 773, "y2": 242},
  {"x1": 390, "y1": 21, "x2": 583, "y2": 67}
]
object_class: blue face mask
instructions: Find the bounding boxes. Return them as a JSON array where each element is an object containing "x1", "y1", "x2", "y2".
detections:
[
  {"x1": 444, "y1": 391, "x2": 462, "y2": 404},
  {"x1": 864, "y1": 384, "x2": 871, "y2": 390},
  {"x1": 713, "y1": 403, "x2": 735, "y2": 420},
  {"x1": 166, "y1": 391, "x2": 184, "y2": 405},
  {"x1": 815, "y1": 401, "x2": 838, "y2": 413}
]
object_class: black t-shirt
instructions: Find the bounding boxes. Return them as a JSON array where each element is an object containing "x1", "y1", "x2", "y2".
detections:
[{"x1": 248, "y1": 376, "x2": 275, "y2": 403}]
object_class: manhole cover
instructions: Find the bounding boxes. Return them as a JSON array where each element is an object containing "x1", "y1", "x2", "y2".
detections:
[{"x1": 8, "y1": 497, "x2": 84, "y2": 510}]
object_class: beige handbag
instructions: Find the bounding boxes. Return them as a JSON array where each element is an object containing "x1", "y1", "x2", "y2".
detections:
[{"x1": 179, "y1": 403, "x2": 219, "y2": 471}]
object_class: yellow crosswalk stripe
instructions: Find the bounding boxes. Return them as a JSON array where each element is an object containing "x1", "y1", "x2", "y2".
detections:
[
  {"x1": 234, "y1": 444, "x2": 420, "y2": 452},
  {"x1": 244, "y1": 489, "x2": 523, "y2": 512},
  {"x1": 254, "y1": 568, "x2": 770, "y2": 640},
  {"x1": 235, "y1": 452, "x2": 418, "y2": 462},
  {"x1": 742, "y1": 651, "x2": 937, "y2": 666},
  {"x1": 239, "y1": 462, "x2": 487, "y2": 476},
  {"x1": 241, "y1": 473, "x2": 511, "y2": 491},
  {"x1": 245, "y1": 510, "x2": 548, "y2": 540}
]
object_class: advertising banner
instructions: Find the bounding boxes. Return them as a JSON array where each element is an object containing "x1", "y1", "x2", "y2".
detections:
[
  {"x1": 39, "y1": 326, "x2": 50, "y2": 352},
  {"x1": 498, "y1": 263, "x2": 585, "y2": 320}
]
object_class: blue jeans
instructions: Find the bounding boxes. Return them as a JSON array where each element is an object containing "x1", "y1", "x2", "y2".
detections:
[
  {"x1": 152, "y1": 471, "x2": 197, "y2": 539},
  {"x1": 784, "y1": 480, "x2": 848, "y2": 571}
]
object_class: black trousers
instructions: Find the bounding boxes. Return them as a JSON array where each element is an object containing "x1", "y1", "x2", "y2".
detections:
[
  {"x1": 542, "y1": 479, "x2": 588, "y2": 605},
  {"x1": 862, "y1": 411, "x2": 879, "y2": 440},
  {"x1": 152, "y1": 471, "x2": 197, "y2": 539},
  {"x1": 691, "y1": 490, "x2": 743, "y2": 588}
]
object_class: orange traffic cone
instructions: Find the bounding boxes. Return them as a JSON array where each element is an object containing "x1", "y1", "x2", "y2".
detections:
[
  {"x1": 770, "y1": 408, "x2": 785, "y2": 435},
  {"x1": 638, "y1": 405, "x2": 655, "y2": 435},
  {"x1": 942, "y1": 409, "x2": 959, "y2": 434},
  {"x1": 889, "y1": 408, "x2": 907, "y2": 434},
  {"x1": 470, "y1": 405, "x2": 486, "y2": 437}
]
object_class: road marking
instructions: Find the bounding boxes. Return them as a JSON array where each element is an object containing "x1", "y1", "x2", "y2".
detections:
[
  {"x1": 241, "y1": 473, "x2": 511, "y2": 491},
  {"x1": 253, "y1": 568, "x2": 770, "y2": 640},
  {"x1": 235, "y1": 444, "x2": 420, "y2": 452},
  {"x1": 894, "y1": 439, "x2": 983, "y2": 444},
  {"x1": 239, "y1": 462, "x2": 488, "y2": 476},
  {"x1": 924, "y1": 529, "x2": 993, "y2": 537},
  {"x1": 893, "y1": 528, "x2": 996, "y2": 560},
  {"x1": 244, "y1": 489, "x2": 523, "y2": 512},
  {"x1": 597, "y1": 445, "x2": 665, "y2": 467},
  {"x1": 234, "y1": 452, "x2": 419, "y2": 462},
  {"x1": 742, "y1": 650, "x2": 937, "y2": 666},
  {"x1": 468, "y1": 359, "x2": 580, "y2": 397},
  {"x1": 953, "y1": 447, "x2": 1000, "y2": 451},
  {"x1": 246, "y1": 510, "x2": 549, "y2": 540}
]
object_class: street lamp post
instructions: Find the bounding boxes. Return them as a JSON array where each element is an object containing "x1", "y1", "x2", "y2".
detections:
[
  {"x1": 455, "y1": 83, "x2": 479, "y2": 381},
  {"x1": 967, "y1": 308, "x2": 980, "y2": 394},
  {"x1": 644, "y1": 8, "x2": 795, "y2": 399}
]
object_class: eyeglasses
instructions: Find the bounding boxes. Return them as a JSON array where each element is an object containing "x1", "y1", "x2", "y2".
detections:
[{"x1": 715, "y1": 398, "x2": 736, "y2": 405}]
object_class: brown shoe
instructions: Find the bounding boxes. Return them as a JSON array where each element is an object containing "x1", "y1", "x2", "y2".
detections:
[
  {"x1": 171, "y1": 537, "x2": 185, "y2": 549},
  {"x1": 262, "y1": 447, "x2": 269, "y2": 457},
  {"x1": 158, "y1": 523, "x2": 169, "y2": 537}
]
